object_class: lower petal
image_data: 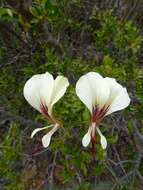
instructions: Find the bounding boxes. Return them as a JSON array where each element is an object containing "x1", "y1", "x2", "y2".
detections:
[
  {"x1": 96, "y1": 127, "x2": 107, "y2": 149},
  {"x1": 42, "y1": 124, "x2": 59, "y2": 148},
  {"x1": 30, "y1": 125, "x2": 53, "y2": 138},
  {"x1": 82, "y1": 126, "x2": 92, "y2": 147}
]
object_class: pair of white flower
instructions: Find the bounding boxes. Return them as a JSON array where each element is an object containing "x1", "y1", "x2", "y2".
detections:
[{"x1": 23, "y1": 72, "x2": 130, "y2": 149}]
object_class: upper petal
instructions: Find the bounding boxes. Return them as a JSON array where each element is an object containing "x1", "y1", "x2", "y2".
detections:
[
  {"x1": 39, "y1": 72, "x2": 54, "y2": 108},
  {"x1": 106, "y1": 88, "x2": 130, "y2": 115},
  {"x1": 23, "y1": 72, "x2": 54, "y2": 114},
  {"x1": 104, "y1": 78, "x2": 130, "y2": 115},
  {"x1": 104, "y1": 77, "x2": 123, "y2": 104},
  {"x1": 23, "y1": 74, "x2": 43, "y2": 112},
  {"x1": 50, "y1": 76, "x2": 69, "y2": 108},
  {"x1": 86, "y1": 72, "x2": 110, "y2": 107},
  {"x1": 76, "y1": 72, "x2": 110, "y2": 113},
  {"x1": 76, "y1": 74, "x2": 93, "y2": 113}
]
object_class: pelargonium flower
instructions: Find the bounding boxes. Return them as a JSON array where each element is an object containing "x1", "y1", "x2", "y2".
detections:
[
  {"x1": 76, "y1": 72, "x2": 130, "y2": 150},
  {"x1": 23, "y1": 72, "x2": 69, "y2": 148}
]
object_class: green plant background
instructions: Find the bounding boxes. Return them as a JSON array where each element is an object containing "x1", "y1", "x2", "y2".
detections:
[{"x1": 0, "y1": 0, "x2": 143, "y2": 190}]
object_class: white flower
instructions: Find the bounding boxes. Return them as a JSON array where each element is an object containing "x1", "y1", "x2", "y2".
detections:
[
  {"x1": 76, "y1": 72, "x2": 130, "y2": 149},
  {"x1": 23, "y1": 72, "x2": 69, "y2": 148}
]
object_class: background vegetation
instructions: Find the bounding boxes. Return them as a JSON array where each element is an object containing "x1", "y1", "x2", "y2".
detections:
[{"x1": 0, "y1": 0, "x2": 143, "y2": 189}]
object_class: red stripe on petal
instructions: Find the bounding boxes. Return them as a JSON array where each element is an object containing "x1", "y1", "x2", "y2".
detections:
[
  {"x1": 92, "y1": 105, "x2": 109, "y2": 123},
  {"x1": 40, "y1": 101, "x2": 50, "y2": 118}
]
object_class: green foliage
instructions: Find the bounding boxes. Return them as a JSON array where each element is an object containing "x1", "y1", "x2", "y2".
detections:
[
  {"x1": 30, "y1": 0, "x2": 60, "y2": 19},
  {"x1": 0, "y1": 1, "x2": 143, "y2": 189},
  {"x1": 0, "y1": 8, "x2": 15, "y2": 21},
  {"x1": 0, "y1": 123, "x2": 24, "y2": 190}
]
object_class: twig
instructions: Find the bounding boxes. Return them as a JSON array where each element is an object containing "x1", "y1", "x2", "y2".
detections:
[
  {"x1": 105, "y1": 164, "x2": 121, "y2": 185},
  {"x1": 123, "y1": 0, "x2": 140, "y2": 21},
  {"x1": 42, "y1": 23, "x2": 64, "y2": 55},
  {"x1": 0, "y1": 107, "x2": 43, "y2": 128},
  {"x1": 111, "y1": 171, "x2": 134, "y2": 190},
  {"x1": 133, "y1": 120, "x2": 143, "y2": 146},
  {"x1": 108, "y1": 159, "x2": 136, "y2": 166},
  {"x1": 112, "y1": 145, "x2": 127, "y2": 176},
  {"x1": 0, "y1": 22, "x2": 30, "y2": 48},
  {"x1": 48, "y1": 151, "x2": 58, "y2": 190},
  {"x1": 20, "y1": 148, "x2": 49, "y2": 157}
]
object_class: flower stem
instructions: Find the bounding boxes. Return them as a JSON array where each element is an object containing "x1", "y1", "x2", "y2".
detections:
[
  {"x1": 91, "y1": 136, "x2": 96, "y2": 161},
  {"x1": 91, "y1": 122, "x2": 96, "y2": 161}
]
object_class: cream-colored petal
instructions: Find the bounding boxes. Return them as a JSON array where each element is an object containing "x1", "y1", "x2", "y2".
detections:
[
  {"x1": 82, "y1": 126, "x2": 92, "y2": 147},
  {"x1": 85, "y1": 72, "x2": 110, "y2": 108},
  {"x1": 30, "y1": 125, "x2": 53, "y2": 138},
  {"x1": 96, "y1": 127, "x2": 107, "y2": 149},
  {"x1": 42, "y1": 124, "x2": 59, "y2": 148},
  {"x1": 50, "y1": 76, "x2": 69, "y2": 108},
  {"x1": 23, "y1": 72, "x2": 55, "y2": 115},
  {"x1": 39, "y1": 72, "x2": 54, "y2": 109},
  {"x1": 23, "y1": 74, "x2": 43, "y2": 112},
  {"x1": 76, "y1": 74, "x2": 93, "y2": 113},
  {"x1": 76, "y1": 72, "x2": 110, "y2": 113},
  {"x1": 23, "y1": 72, "x2": 68, "y2": 116},
  {"x1": 104, "y1": 77, "x2": 123, "y2": 104},
  {"x1": 106, "y1": 87, "x2": 130, "y2": 115}
]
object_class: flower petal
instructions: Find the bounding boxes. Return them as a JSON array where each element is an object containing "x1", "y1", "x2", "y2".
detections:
[
  {"x1": 104, "y1": 77, "x2": 123, "y2": 104},
  {"x1": 23, "y1": 72, "x2": 54, "y2": 114},
  {"x1": 23, "y1": 74, "x2": 43, "y2": 112},
  {"x1": 76, "y1": 72, "x2": 110, "y2": 113},
  {"x1": 42, "y1": 124, "x2": 59, "y2": 148},
  {"x1": 76, "y1": 74, "x2": 93, "y2": 113},
  {"x1": 82, "y1": 126, "x2": 92, "y2": 147},
  {"x1": 39, "y1": 72, "x2": 54, "y2": 114},
  {"x1": 30, "y1": 125, "x2": 53, "y2": 138},
  {"x1": 86, "y1": 72, "x2": 110, "y2": 108},
  {"x1": 96, "y1": 127, "x2": 107, "y2": 149},
  {"x1": 50, "y1": 76, "x2": 69, "y2": 107},
  {"x1": 104, "y1": 78, "x2": 130, "y2": 115}
]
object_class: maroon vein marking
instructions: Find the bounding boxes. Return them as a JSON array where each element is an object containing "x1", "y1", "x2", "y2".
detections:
[
  {"x1": 92, "y1": 105, "x2": 109, "y2": 122},
  {"x1": 40, "y1": 101, "x2": 50, "y2": 118}
]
